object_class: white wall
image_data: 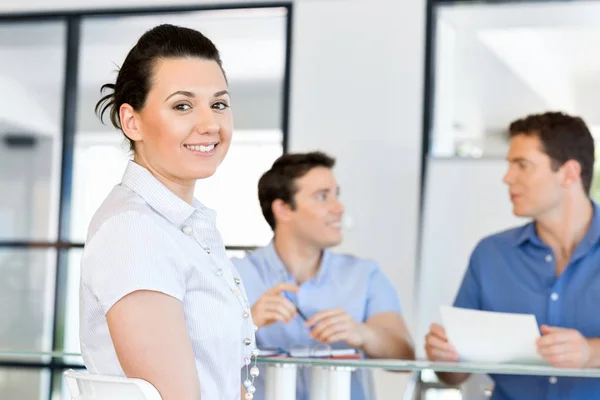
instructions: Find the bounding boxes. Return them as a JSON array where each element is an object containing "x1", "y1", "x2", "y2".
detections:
[
  {"x1": 1, "y1": 0, "x2": 427, "y2": 398},
  {"x1": 288, "y1": 0, "x2": 424, "y2": 338},
  {"x1": 288, "y1": 0, "x2": 425, "y2": 396}
]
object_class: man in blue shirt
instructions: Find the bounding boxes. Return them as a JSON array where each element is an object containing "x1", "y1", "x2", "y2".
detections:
[
  {"x1": 233, "y1": 151, "x2": 415, "y2": 400},
  {"x1": 425, "y1": 112, "x2": 600, "y2": 400}
]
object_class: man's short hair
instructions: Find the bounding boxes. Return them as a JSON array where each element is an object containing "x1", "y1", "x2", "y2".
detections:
[
  {"x1": 508, "y1": 111, "x2": 595, "y2": 195},
  {"x1": 258, "y1": 151, "x2": 336, "y2": 229}
]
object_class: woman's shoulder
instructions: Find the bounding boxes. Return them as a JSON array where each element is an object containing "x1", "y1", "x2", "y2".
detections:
[{"x1": 85, "y1": 183, "x2": 165, "y2": 243}]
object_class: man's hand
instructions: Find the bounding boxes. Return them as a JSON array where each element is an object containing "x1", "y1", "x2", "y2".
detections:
[
  {"x1": 424, "y1": 323, "x2": 459, "y2": 362},
  {"x1": 251, "y1": 283, "x2": 299, "y2": 328},
  {"x1": 425, "y1": 323, "x2": 469, "y2": 386},
  {"x1": 305, "y1": 308, "x2": 368, "y2": 348},
  {"x1": 537, "y1": 325, "x2": 592, "y2": 368}
]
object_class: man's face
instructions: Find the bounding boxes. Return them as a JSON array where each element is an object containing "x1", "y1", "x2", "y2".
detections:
[
  {"x1": 286, "y1": 167, "x2": 344, "y2": 249},
  {"x1": 503, "y1": 134, "x2": 567, "y2": 218}
]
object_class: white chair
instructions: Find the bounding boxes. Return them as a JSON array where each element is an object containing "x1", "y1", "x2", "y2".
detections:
[{"x1": 63, "y1": 369, "x2": 162, "y2": 400}]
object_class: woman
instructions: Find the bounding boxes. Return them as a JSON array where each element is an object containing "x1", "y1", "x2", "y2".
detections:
[{"x1": 79, "y1": 24, "x2": 259, "y2": 400}]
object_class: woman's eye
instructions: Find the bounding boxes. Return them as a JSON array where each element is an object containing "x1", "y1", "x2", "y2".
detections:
[
  {"x1": 213, "y1": 101, "x2": 229, "y2": 111},
  {"x1": 174, "y1": 104, "x2": 191, "y2": 111}
]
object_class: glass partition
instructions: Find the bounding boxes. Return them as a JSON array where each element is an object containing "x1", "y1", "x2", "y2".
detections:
[
  {"x1": 0, "y1": 20, "x2": 65, "y2": 243},
  {"x1": 0, "y1": 6, "x2": 291, "y2": 400},
  {"x1": 429, "y1": 0, "x2": 600, "y2": 159}
]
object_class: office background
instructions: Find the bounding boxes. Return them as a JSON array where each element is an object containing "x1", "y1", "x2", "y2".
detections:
[{"x1": 1, "y1": 0, "x2": 600, "y2": 399}]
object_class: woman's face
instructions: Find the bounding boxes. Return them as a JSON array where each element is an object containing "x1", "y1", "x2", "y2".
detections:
[{"x1": 122, "y1": 57, "x2": 232, "y2": 185}]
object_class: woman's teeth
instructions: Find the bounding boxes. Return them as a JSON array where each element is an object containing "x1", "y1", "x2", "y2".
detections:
[{"x1": 185, "y1": 144, "x2": 215, "y2": 152}]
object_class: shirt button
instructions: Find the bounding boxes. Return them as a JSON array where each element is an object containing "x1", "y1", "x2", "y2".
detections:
[
  {"x1": 243, "y1": 312, "x2": 249, "y2": 319},
  {"x1": 545, "y1": 254, "x2": 553, "y2": 262},
  {"x1": 234, "y1": 278, "x2": 241, "y2": 285},
  {"x1": 215, "y1": 268, "x2": 223, "y2": 276},
  {"x1": 549, "y1": 376, "x2": 557, "y2": 384},
  {"x1": 551, "y1": 292, "x2": 559, "y2": 301},
  {"x1": 244, "y1": 338, "x2": 252, "y2": 346},
  {"x1": 181, "y1": 225, "x2": 193, "y2": 235}
]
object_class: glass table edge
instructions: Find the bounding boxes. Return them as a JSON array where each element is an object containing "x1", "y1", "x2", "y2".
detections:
[{"x1": 1, "y1": 351, "x2": 599, "y2": 378}]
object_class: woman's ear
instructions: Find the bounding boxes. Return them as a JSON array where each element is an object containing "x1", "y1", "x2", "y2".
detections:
[{"x1": 120, "y1": 103, "x2": 143, "y2": 143}]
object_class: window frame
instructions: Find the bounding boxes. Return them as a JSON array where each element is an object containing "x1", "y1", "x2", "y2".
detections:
[{"x1": 0, "y1": 4, "x2": 292, "y2": 399}]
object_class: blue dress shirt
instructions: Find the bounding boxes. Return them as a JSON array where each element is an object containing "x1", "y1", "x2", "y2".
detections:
[
  {"x1": 454, "y1": 201, "x2": 600, "y2": 400},
  {"x1": 233, "y1": 241, "x2": 403, "y2": 400}
]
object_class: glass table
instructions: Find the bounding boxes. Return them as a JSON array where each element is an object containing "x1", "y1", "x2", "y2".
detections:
[
  {"x1": 2, "y1": 350, "x2": 600, "y2": 400},
  {"x1": 252, "y1": 356, "x2": 600, "y2": 400}
]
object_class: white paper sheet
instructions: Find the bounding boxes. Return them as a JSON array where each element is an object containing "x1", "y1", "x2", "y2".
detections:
[{"x1": 440, "y1": 306, "x2": 546, "y2": 364}]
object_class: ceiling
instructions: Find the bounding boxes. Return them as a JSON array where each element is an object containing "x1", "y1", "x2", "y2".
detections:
[
  {"x1": 433, "y1": 0, "x2": 600, "y2": 157},
  {"x1": 0, "y1": 7, "x2": 287, "y2": 138}
]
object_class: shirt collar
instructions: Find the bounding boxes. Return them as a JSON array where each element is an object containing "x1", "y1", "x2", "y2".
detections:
[
  {"x1": 515, "y1": 222, "x2": 538, "y2": 246},
  {"x1": 578, "y1": 201, "x2": 600, "y2": 252},
  {"x1": 264, "y1": 240, "x2": 332, "y2": 285},
  {"x1": 514, "y1": 200, "x2": 600, "y2": 248},
  {"x1": 120, "y1": 160, "x2": 216, "y2": 227}
]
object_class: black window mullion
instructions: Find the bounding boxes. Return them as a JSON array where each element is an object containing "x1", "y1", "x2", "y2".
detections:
[
  {"x1": 281, "y1": 4, "x2": 293, "y2": 154},
  {"x1": 48, "y1": 15, "x2": 81, "y2": 400},
  {"x1": 0, "y1": 242, "x2": 84, "y2": 249}
]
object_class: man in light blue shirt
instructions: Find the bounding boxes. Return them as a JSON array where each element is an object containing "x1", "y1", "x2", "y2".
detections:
[
  {"x1": 425, "y1": 112, "x2": 600, "y2": 400},
  {"x1": 233, "y1": 151, "x2": 415, "y2": 400}
]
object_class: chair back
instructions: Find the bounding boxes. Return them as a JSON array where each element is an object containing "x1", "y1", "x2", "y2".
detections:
[{"x1": 63, "y1": 369, "x2": 162, "y2": 400}]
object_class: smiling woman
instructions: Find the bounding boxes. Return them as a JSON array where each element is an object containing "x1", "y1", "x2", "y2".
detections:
[{"x1": 79, "y1": 24, "x2": 259, "y2": 400}]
